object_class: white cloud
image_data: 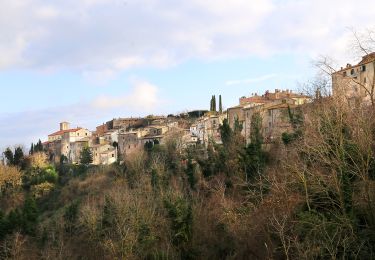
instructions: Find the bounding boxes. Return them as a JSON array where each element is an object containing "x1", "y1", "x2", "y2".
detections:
[
  {"x1": 0, "y1": 0, "x2": 374, "y2": 73},
  {"x1": 93, "y1": 79, "x2": 160, "y2": 110},
  {"x1": 226, "y1": 74, "x2": 278, "y2": 86}
]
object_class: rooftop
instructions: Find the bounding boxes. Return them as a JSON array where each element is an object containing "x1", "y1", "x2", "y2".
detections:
[{"x1": 48, "y1": 128, "x2": 82, "y2": 137}]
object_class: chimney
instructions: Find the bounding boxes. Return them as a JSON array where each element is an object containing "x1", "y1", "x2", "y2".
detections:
[
  {"x1": 275, "y1": 89, "x2": 280, "y2": 93},
  {"x1": 60, "y1": 122, "x2": 70, "y2": 131},
  {"x1": 346, "y1": 63, "x2": 351, "y2": 68}
]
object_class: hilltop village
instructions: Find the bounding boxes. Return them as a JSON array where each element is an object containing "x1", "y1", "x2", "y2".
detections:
[
  {"x1": 39, "y1": 52, "x2": 375, "y2": 165},
  {"x1": 42, "y1": 89, "x2": 311, "y2": 165}
]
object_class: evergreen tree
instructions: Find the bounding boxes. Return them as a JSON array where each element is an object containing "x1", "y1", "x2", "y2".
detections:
[
  {"x1": 80, "y1": 146, "x2": 93, "y2": 165},
  {"x1": 213, "y1": 95, "x2": 217, "y2": 112},
  {"x1": 34, "y1": 139, "x2": 43, "y2": 152},
  {"x1": 4, "y1": 148, "x2": 14, "y2": 165},
  {"x1": 219, "y1": 95, "x2": 223, "y2": 113},
  {"x1": 243, "y1": 112, "x2": 267, "y2": 179},
  {"x1": 30, "y1": 143, "x2": 34, "y2": 155},
  {"x1": 234, "y1": 117, "x2": 243, "y2": 133},
  {"x1": 14, "y1": 147, "x2": 24, "y2": 167},
  {"x1": 185, "y1": 158, "x2": 197, "y2": 189},
  {"x1": 22, "y1": 197, "x2": 38, "y2": 235},
  {"x1": 219, "y1": 118, "x2": 233, "y2": 145}
]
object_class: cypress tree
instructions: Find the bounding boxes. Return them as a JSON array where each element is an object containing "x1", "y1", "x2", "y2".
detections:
[
  {"x1": 14, "y1": 147, "x2": 24, "y2": 167},
  {"x1": 30, "y1": 143, "x2": 34, "y2": 155},
  {"x1": 219, "y1": 95, "x2": 223, "y2": 113},
  {"x1": 213, "y1": 95, "x2": 217, "y2": 112}
]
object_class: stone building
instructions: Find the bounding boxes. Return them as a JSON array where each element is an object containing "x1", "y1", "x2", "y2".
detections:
[
  {"x1": 332, "y1": 52, "x2": 375, "y2": 107},
  {"x1": 243, "y1": 98, "x2": 297, "y2": 144},
  {"x1": 46, "y1": 122, "x2": 92, "y2": 163},
  {"x1": 91, "y1": 144, "x2": 117, "y2": 165},
  {"x1": 118, "y1": 132, "x2": 140, "y2": 157},
  {"x1": 227, "y1": 90, "x2": 310, "y2": 144}
]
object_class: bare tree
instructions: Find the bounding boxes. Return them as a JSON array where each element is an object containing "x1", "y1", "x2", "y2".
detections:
[{"x1": 316, "y1": 28, "x2": 375, "y2": 107}]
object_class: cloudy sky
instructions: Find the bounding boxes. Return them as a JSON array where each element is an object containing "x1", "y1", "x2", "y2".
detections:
[{"x1": 0, "y1": 0, "x2": 374, "y2": 149}]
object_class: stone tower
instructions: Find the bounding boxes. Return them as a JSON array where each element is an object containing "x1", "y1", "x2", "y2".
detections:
[{"x1": 60, "y1": 122, "x2": 70, "y2": 131}]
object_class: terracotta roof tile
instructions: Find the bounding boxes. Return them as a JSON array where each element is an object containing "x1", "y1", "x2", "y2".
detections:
[{"x1": 48, "y1": 128, "x2": 82, "y2": 137}]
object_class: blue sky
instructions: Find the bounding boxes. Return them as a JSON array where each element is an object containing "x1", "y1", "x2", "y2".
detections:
[{"x1": 0, "y1": 0, "x2": 374, "y2": 149}]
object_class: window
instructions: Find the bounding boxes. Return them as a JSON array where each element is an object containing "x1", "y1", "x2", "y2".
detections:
[
  {"x1": 112, "y1": 154, "x2": 114, "y2": 157},
  {"x1": 77, "y1": 133, "x2": 79, "y2": 136},
  {"x1": 85, "y1": 133, "x2": 88, "y2": 136},
  {"x1": 362, "y1": 65, "x2": 366, "y2": 72},
  {"x1": 343, "y1": 71, "x2": 347, "y2": 77},
  {"x1": 351, "y1": 69, "x2": 355, "y2": 75},
  {"x1": 364, "y1": 77, "x2": 367, "y2": 84}
]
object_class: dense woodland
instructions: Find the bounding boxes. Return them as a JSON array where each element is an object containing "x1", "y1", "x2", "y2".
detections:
[{"x1": 2, "y1": 81, "x2": 375, "y2": 259}]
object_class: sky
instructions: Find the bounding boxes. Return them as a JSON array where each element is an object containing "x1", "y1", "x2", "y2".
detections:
[{"x1": 0, "y1": 0, "x2": 374, "y2": 149}]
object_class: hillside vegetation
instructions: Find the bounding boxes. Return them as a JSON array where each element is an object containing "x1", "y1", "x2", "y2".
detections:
[{"x1": 2, "y1": 95, "x2": 375, "y2": 259}]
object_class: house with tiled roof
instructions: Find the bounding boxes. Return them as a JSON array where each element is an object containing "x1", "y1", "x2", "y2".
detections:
[{"x1": 46, "y1": 122, "x2": 92, "y2": 164}]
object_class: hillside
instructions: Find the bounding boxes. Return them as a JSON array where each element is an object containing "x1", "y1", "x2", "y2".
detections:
[{"x1": 1, "y1": 95, "x2": 375, "y2": 259}]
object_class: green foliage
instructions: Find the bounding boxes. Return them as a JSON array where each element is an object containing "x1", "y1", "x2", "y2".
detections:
[
  {"x1": 243, "y1": 142, "x2": 268, "y2": 180},
  {"x1": 4, "y1": 148, "x2": 14, "y2": 165},
  {"x1": 0, "y1": 210, "x2": 8, "y2": 240},
  {"x1": 185, "y1": 158, "x2": 197, "y2": 190},
  {"x1": 250, "y1": 112, "x2": 263, "y2": 146},
  {"x1": 282, "y1": 106, "x2": 304, "y2": 145},
  {"x1": 281, "y1": 130, "x2": 302, "y2": 145},
  {"x1": 102, "y1": 196, "x2": 116, "y2": 230},
  {"x1": 136, "y1": 222, "x2": 158, "y2": 256},
  {"x1": 197, "y1": 144, "x2": 216, "y2": 177},
  {"x1": 23, "y1": 165, "x2": 58, "y2": 188},
  {"x1": 30, "y1": 140, "x2": 43, "y2": 155},
  {"x1": 0, "y1": 197, "x2": 39, "y2": 240},
  {"x1": 14, "y1": 147, "x2": 25, "y2": 169},
  {"x1": 242, "y1": 112, "x2": 268, "y2": 179},
  {"x1": 210, "y1": 95, "x2": 217, "y2": 112},
  {"x1": 64, "y1": 200, "x2": 80, "y2": 233},
  {"x1": 219, "y1": 118, "x2": 232, "y2": 146},
  {"x1": 60, "y1": 154, "x2": 68, "y2": 165},
  {"x1": 80, "y1": 146, "x2": 93, "y2": 165},
  {"x1": 164, "y1": 196, "x2": 193, "y2": 249},
  {"x1": 22, "y1": 197, "x2": 38, "y2": 235},
  {"x1": 188, "y1": 110, "x2": 208, "y2": 118},
  {"x1": 219, "y1": 95, "x2": 223, "y2": 113},
  {"x1": 233, "y1": 117, "x2": 243, "y2": 133}
]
